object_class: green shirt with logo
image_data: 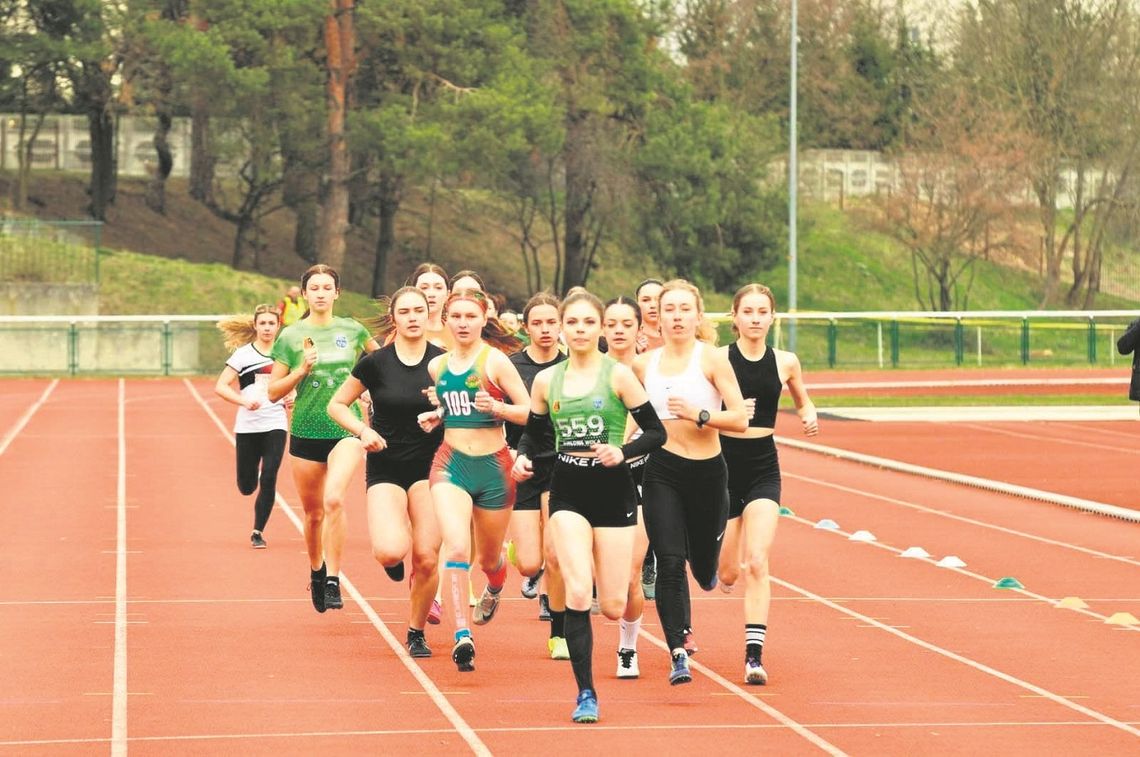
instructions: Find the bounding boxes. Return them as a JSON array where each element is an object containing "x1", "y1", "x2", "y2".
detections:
[
  {"x1": 272, "y1": 316, "x2": 372, "y2": 439},
  {"x1": 549, "y1": 356, "x2": 628, "y2": 451}
]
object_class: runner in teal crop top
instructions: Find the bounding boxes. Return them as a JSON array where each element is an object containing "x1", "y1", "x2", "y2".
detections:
[{"x1": 435, "y1": 344, "x2": 505, "y2": 429}]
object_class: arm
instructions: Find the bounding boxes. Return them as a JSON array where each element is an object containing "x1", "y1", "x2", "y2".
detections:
[
  {"x1": 268, "y1": 357, "x2": 312, "y2": 403},
  {"x1": 591, "y1": 363, "x2": 666, "y2": 466},
  {"x1": 479, "y1": 349, "x2": 531, "y2": 426},
  {"x1": 780, "y1": 350, "x2": 819, "y2": 437},
  {"x1": 329, "y1": 376, "x2": 385, "y2": 452},
  {"x1": 1118, "y1": 318, "x2": 1140, "y2": 356},
  {"x1": 416, "y1": 355, "x2": 447, "y2": 433},
  {"x1": 512, "y1": 370, "x2": 553, "y2": 480},
  {"x1": 214, "y1": 365, "x2": 257, "y2": 409}
]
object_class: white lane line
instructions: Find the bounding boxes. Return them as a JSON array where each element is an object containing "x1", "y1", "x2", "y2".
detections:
[
  {"x1": 783, "y1": 469, "x2": 1140, "y2": 567},
  {"x1": 637, "y1": 631, "x2": 847, "y2": 755},
  {"x1": 0, "y1": 379, "x2": 58, "y2": 457},
  {"x1": 807, "y1": 378, "x2": 1128, "y2": 390},
  {"x1": 782, "y1": 514, "x2": 1140, "y2": 631},
  {"x1": 772, "y1": 576, "x2": 1140, "y2": 739},
  {"x1": 957, "y1": 422, "x2": 1140, "y2": 455},
  {"x1": 184, "y1": 379, "x2": 491, "y2": 757},
  {"x1": 5, "y1": 719, "x2": 1140, "y2": 747},
  {"x1": 112, "y1": 379, "x2": 128, "y2": 756}
]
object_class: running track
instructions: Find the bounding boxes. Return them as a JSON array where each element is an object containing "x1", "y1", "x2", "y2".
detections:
[{"x1": 1, "y1": 375, "x2": 1137, "y2": 755}]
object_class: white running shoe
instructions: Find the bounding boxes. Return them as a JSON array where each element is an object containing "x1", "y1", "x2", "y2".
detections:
[
  {"x1": 745, "y1": 656, "x2": 768, "y2": 685},
  {"x1": 616, "y1": 648, "x2": 640, "y2": 679}
]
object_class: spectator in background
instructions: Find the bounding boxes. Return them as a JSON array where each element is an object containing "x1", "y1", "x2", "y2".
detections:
[
  {"x1": 278, "y1": 285, "x2": 305, "y2": 327},
  {"x1": 1118, "y1": 318, "x2": 1140, "y2": 406}
]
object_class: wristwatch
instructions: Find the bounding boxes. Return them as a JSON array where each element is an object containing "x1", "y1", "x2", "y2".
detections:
[{"x1": 696, "y1": 409, "x2": 711, "y2": 428}]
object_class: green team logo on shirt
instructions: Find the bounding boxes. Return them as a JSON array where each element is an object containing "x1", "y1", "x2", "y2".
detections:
[{"x1": 465, "y1": 373, "x2": 481, "y2": 389}]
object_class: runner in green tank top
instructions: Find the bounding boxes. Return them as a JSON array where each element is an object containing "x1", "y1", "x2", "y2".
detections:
[
  {"x1": 512, "y1": 291, "x2": 666, "y2": 725},
  {"x1": 268, "y1": 265, "x2": 379, "y2": 614}
]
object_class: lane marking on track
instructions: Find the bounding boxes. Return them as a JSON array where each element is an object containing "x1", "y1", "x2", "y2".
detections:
[
  {"x1": 0, "y1": 378, "x2": 58, "y2": 457},
  {"x1": 778, "y1": 437, "x2": 1140, "y2": 522},
  {"x1": 112, "y1": 378, "x2": 128, "y2": 757},
  {"x1": 806, "y1": 377, "x2": 1129, "y2": 390},
  {"x1": 184, "y1": 379, "x2": 491, "y2": 757},
  {"x1": 772, "y1": 576, "x2": 1140, "y2": 739},
  {"x1": 6, "y1": 719, "x2": 1140, "y2": 747},
  {"x1": 636, "y1": 631, "x2": 847, "y2": 756},
  {"x1": 957, "y1": 422, "x2": 1140, "y2": 455},
  {"x1": 1047, "y1": 421, "x2": 1140, "y2": 441},
  {"x1": 783, "y1": 470, "x2": 1140, "y2": 567},
  {"x1": 783, "y1": 513, "x2": 1140, "y2": 631}
]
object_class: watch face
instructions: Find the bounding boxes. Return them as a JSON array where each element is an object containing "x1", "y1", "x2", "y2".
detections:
[{"x1": 698, "y1": 409, "x2": 711, "y2": 424}]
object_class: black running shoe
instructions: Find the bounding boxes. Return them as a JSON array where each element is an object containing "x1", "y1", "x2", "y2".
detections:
[
  {"x1": 310, "y1": 564, "x2": 327, "y2": 613},
  {"x1": 452, "y1": 636, "x2": 476, "y2": 672},
  {"x1": 325, "y1": 579, "x2": 344, "y2": 610},
  {"x1": 251, "y1": 531, "x2": 267, "y2": 549},
  {"x1": 384, "y1": 561, "x2": 405, "y2": 582},
  {"x1": 407, "y1": 633, "x2": 432, "y2": 658}
]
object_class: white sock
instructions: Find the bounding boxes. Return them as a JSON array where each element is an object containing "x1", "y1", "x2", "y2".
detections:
[{"x1": 619, "y1": 615, "x2": 642, "y2": 649}]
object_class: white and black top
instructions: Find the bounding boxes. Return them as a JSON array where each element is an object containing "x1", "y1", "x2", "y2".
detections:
[
  {"x1": 643, "y1": 342, "x2": 722, "y2": 421},
  {"x1": 226, "y1": 344, "x2": 288, "y2": 434}
]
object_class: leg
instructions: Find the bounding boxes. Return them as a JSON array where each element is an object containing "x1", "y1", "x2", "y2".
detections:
[
  {"x1": 542, "y1": 493, "x2": 567, "y2": 634},
  {"x1": 641, "y1": 472, "x2": 689, "y2": 655},
  {"x1": 253, "y1": 430, "x2": 286, "y2": 533},
  {"x1": 551, "y1": 511, "x2": 597, "y2": 700},
  {"x1": 741, "y1": 498, "x2": 779, "y2": 681},
  {"x1": 683, "y1": 464, "x2": 729, "y2": 592},
  {"x1": 291, "y1": 458, "x2": 327, "y2": 570},
  {"x1": 366, "y1": 483, "x2": 413, "y2": 574},
  {"x1": 407, "y1": 480, "x2": 441, "y2": 630},
  {"x1": 718, "y1": 516, "x2": 744, "y2": 589},
  {"x1": 235, "y1": 432, "x2": 261, "y2": 496},
  {"x1": 592, "y1": 527, "x2": 634, "y2": 621},
  {"x1": 509, "y1": 508, "x2": 544, "y2": 579},
  {"x1": 322, "y1": 437, "x2": 364, "y2": 576}
]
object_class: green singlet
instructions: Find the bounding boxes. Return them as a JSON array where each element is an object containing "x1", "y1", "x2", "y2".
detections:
[
  {"x1": 271, "y1": 316, "x2": 371, "y2": 439},
  {"x1": 548, "y1": 356, "x2": 628, "y2": 452}
]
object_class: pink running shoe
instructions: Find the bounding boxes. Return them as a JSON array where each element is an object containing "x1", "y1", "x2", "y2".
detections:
[{"x1": 427, "y1": 599, "x2": 442, "y2": 625}]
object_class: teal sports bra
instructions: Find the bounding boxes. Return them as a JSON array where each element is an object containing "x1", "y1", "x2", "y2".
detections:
[{"x1": 436, "y1": 344, "x2": 504, "y2": 429}]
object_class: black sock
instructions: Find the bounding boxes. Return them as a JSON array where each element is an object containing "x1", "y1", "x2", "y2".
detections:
[
  {"x1": 407, "y1": 627, "x2": 424, "y2": 642},
  {"x1": 746, "y1": 623, "x2": 767, "y2": 661},
  {"x1": 564, "y1": 608, "x2": 594, "y2": 692},
  {"x1": 550, "y1": 609, "x2": 566, "y2": 638},
  {"x1": 311, "y1": 563, "x2": 326, "y2": 581}
]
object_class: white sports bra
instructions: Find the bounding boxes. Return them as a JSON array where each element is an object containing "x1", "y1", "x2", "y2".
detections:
[{"x1": 644, "y1": 342, "x2": 722, "y2": 421}]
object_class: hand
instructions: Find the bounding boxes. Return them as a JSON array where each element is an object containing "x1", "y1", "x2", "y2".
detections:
[
  {"x1": 417, "y1": 409, "x2": 443, "y2": 433},
  {"x1": 473, "y1": 390, "x2": 497, "y2": 415},
  {"x1": 422, "y1": 386, "x2": 440, "y2": 407},
  {"x1": 283, "y1": 390, "x2": 296, "y2": 410},
  {"x1": 666, "y1": 395, "x2": 695, "y2": 421},
  {"x1": 358, "y1": 427, "x2": 387, "y2": 453},
  {"x1": 591, "y1": 443, "x2": 624, "y2": 467},
  {"x1": 243, "y1": 398, "x2": 262, "y2": 411},
  {"x1": 802, "y1": 412, "x2": 819, "y2": 437},
  {"x1": 635, "y1": 333, "x2": 649, "y2": 353},
  {"x1": 511, "y1": 454, "x2": 534, "y2": 481},
  {"x1": 300, "y1": 337, "x2": 318, "y2": 373}
]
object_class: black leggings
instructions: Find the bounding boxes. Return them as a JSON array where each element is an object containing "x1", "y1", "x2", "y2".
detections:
[
  {"x1": 642, "y1": 447, "x2": 729, "y2": 652},
  {"x1": 235, "y1": 430, "x2": 286, "y2": 532}
]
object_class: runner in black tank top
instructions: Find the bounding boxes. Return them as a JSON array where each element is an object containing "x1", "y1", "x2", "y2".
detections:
[
  {"x1": 717, "y1": 283, "x2": 818, "y2": 687},
  {"x1": 328, "y1": 287, "x2": 445, "y2": 658}
]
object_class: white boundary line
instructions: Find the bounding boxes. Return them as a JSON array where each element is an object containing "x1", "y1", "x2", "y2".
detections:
[
  {"x1": 183, "y1": 379, "x2": 491, "y2": 757},
  {"x1": 0, "y1": 378, "x2": 58, "y2": 457},
  {"x1": 112, "y1": 379, "x2": 128, "y2": 756},
  {"x1": 637, "y1": 630, "x2": 847, "y2": 755},
  {"x1": 806, "y1": 377, "x2": 1129, "y2": 390},
  {"x1": 956, "y1": 422, "x2": 1140, "y2": 455},
  {"x1": 783, "y1": 471, "x2": 1140, "y2": 568},
  {"x1": 771, "y1": 576, "x2": 1140, "y2": 738},
  {"x1": 777, "y1": 436, "x2": 1140, "y2": 523}
]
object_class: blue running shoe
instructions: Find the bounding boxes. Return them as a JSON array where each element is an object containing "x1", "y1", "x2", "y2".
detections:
[
  {"x1": 669, "y1": 651, "x2": 692, "y2": 685},
  {"x1": 572, "y1": 689, "x2": 599, "y2": 723}
]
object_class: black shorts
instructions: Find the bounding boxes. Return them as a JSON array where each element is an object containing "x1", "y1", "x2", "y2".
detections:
[
  {"x1": 627, "y1": 454, "x2": 648, "y2": 505},
  {"x1": 366, "y1": 449, "x2": 434, "y2": 491},
  {"x1": 289, "y1": 435, "x2": 345, "y2": 463},
  {"x1": 722, "y1": 434, "x2": 781, "y2": 518},
  {"x1": 515, "y1": 457, "x2": 553, "y2": 512},
  {"x1": 548, "y1": 453, "x2": 637, "y2": 528}
]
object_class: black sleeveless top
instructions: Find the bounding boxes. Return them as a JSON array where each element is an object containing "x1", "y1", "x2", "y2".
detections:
[
  {"x1": 351, "y1": 342, "x2": 445, "y2": 462},
  {"x1": 505, "y1": 347, "x2": 566, "y2": 449},
  {"x1": 727, "y1": 342, "x2": 782, "y2": 429}
]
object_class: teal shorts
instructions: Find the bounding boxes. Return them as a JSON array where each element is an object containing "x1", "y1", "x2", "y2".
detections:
[{"x1": 429, "y1": 442, "x2": 516, "y2": 511}]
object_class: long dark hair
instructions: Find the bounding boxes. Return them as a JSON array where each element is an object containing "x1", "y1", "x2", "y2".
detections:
[
  {"x1": 299, "y1": 264, "x2": 340, "y2": 320},
  {"x1": 449, "y1": 269, "x2": 486, "y2": 292},
  {"x1": 407, "y1": 262, "x2": 448, "y2": 287},
  {"x1": 604, "y1": 295, "x2": 642, "y2": 326},
  {"x1": 368, "y1": 286, "x2": 430, "y2": 343}
]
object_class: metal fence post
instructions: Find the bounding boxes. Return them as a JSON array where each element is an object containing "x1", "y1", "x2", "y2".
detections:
[
  {"x1": 1087, "y1": 317, "x2": 1096, "y2": 364},
  {"x1": 890, "y1": 320, "x2": 900, "y2": 367},
  {"x1": 68, "y1": 321, "x2": 78, "y2": 375},
  {"x1": 1021, "y1": 317, "x2": 1030, "y2": 364},
  {"x1": 162, "y1": 321, "x2": 172, "y2": 375},
  {"x1": 954, "y1": 318, "x2": 964, "y2": 366},
  {"x1": 827, "y1": 319, "x2": 837, "y2": 367}
]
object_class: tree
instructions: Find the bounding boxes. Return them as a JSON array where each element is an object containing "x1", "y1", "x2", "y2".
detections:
[{"x1": 315, "y1": 0, "x2": 356, "y2": 272}]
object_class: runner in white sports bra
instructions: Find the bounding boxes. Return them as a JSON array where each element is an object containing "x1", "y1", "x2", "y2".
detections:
[{"x1": 632, "y1": 279, "x2": 748, "y2": 687}]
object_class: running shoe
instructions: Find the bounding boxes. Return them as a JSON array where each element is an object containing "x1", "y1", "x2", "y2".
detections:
[
  {"x1": 309, "y1": 564, "x2": 327, "y2": 613},
  {"x1": 669, "y1": 651, "x2": 692, "y2": 686},
  {"x1": 745, "y1": 656, "x2": 768, "y2": 685},
  {"x1": 426, "y1": 599, "x2": 442, "y2": 625},
  {"x1": 548, "y1": 636, "x2": 570, "y2": 660},
  {"x1": 571, "y1": 689, "x2": 599, "y2": 723},
  {"x1": 471, "y1": 585, "x2": 502, "y2": 625},
  {"x1": 682, "y1": 626, "x2": 698, "y2": 656},
  {"x1": 383, "y1": 561, "x2": 405, "y2": 582},
  {"x1": 641, "y1": 559, "x2": 656, "y2": 600},
  {"x1": 616, "y1": 647, "x2": 640, "y2": 679},
  {"x1": 720, "y1": 580, "x2": 736, "y2": 594},
  {"x1": 452, "y1": 635, "x2": 476, "y2": 672},
  {"x1": 250, "y1": 531, "x2": 267, "y2": 549},
  {"x1": 537, "y1": 593, "x2": 552, "y2": 621},
  {"x1": 468, "y1": 577, "x2": 478, "y2": 607},
  {"x1": 591, "y1": 585, "x2": 600, "y2": 615},
  {"x1": 324, "y1": 579, "x2": 344, "y2": 610},
  {"x1": 506, "y1": 540, "x2": 518, "y2": 567},
  {"x1": 406, "y1": 634, "x2": 432, "y2": 659},
  {"x1": 521, "y1": 568, "x2": 544, "y2": 599}
]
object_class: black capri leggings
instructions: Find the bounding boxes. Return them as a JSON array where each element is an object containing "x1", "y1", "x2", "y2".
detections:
[
  {"x1": 641, "y1": 447, "x2": 729, "y2": 653},
  {"x1": 235, "y1": 429, "x2": 286, "y2": 532}
]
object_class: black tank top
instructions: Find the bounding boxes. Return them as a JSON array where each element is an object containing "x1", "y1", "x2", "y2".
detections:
[
  {"x1": 351, "y1": 342, "x2": 445, "y2": 461},
  {"x1": 727, "y1": 342, "x2": 782, "y2": 429},
  {"x1": 505, "y1": 347, "x2": 567, "y2": 449}
]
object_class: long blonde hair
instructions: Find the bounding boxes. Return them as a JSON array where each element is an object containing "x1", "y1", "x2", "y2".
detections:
[
  {"x1": 659, "y1": 279, "x2": 718, "y2": 344},
  {"x1": 217, "y1": 303, "x2": 280, "y2": 353}
]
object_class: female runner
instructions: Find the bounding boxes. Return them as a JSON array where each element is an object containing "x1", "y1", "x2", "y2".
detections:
[
  {"x1": 214, "y1": 304, "x2": 288, "y2": 549},
  {"x1": 504, "y1": 293, "x2": 570, "y2": 659},
  {"x1": 268, "y1": 264, "x2": 379, "y2": 613},
  {"x1": 327, "y1": 286, "x2": 446, "y2": 657},
  {"x1": 513, "y1": 290, "x2": 666, "y2": 723},
  {"x1": 717, "y1": 283, "x2": 818, "y2": 685},
  {"x1": 408, "y1": 263, "x2": 451, "y2": 349},
  {"x1": 633, "y1": 279, "x2": 748, "y2": 685},
  {"x1": 417, "y1": 288, "x2": 528, "y2": 671}
]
